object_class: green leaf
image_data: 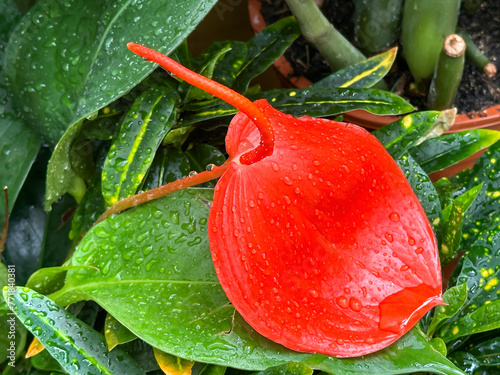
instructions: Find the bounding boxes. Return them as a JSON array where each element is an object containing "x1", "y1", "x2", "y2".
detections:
[
  {"x1": 212, "y1": 42, "x2": 247, "y2": 88},
  {"x1": 4, "y1": 286, "x2": 146, "y2": 375},
  {"x1": 198, "y1": 364, "x2": 227, "y2": 375},
  {"x1": 440, "y1": 185, "x2": 483, "y2": 265},
  {"x1": 4, "y1": 0, "x2": 218, "y2": 144},
  {"x1": 410, "y1": 130, "x2": 500, "y2": 174},
  {"x1": 427, "y1": 283, "x2": 468, "y2": 336},
  {"x1": 104, "y1": 313, "x2": 137, "y2": 351},
  {"x1": 373, "y1": 111, "x2": 441, "y2": 159},
  {"x1": 439, "y1": 226, "x2": 500, "y2": 342},
  {"x1": 450, "y1": 336, "x2": 500, "y2": 373},
  {"x1": 232, "y1": 16, "x2": 301, "y2": 93},
  {"x1": 0, "y1": 309, "x2": 27, "y2": 366},
  {"x1": 50, "y1": 190, "x2": 463, "y2": 374},
  {"x1": 101, "y1": 88, "x2": 178, "y2": 206},
  {"x1": 181, "y1": 87, "x2": 414, "y2": 127},
  {"x1": 26, "y1": 266, "x2": 98, "y2": 296},
  {"x1": 397, "y1": 153, "x2": 442, "y2": 235},
  {"x1": 313, "y1": 47, "x2": 397, "y2": 88},
  {"x1": 142, "y1": 147, "x2": 191, "y2": 191}
]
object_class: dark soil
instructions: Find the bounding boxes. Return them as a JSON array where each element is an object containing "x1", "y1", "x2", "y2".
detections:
[{"x1": 260, "y1": 0, "x2": 500, "y2": 114}]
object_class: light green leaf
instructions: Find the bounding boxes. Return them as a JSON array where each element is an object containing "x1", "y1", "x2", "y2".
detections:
[
  {"x1": 101, "y1": 88, "x2": 178, "y2": 206},
  {"x1": 313, "y1": 47, "x2": 397, "y2": 88},
  {"x1": 104, "y1": 313, "x2": 137, "y2": 351}
]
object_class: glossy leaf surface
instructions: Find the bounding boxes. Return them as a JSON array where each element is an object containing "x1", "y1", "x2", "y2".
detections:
[
  {"x1": 4, "y1": 287, "x2": 145, "y2": 375},
  {"x1": 410, "y1": 130, "x2": 500, "y2": 174},
  {"x1": 181, "y1": 87, "x2": 414, "y2": 126},
  {"x1": 101, "y1": 88, "x2": 178, "y2": 206},
  {"x1": 50, "y1": 190, "x2": 460, "y2": 374},
  {"x1": 313, "y1": 47, "x2": 397, "y2": 88},
  {"x1": 4, "y1": 0, "x2": 218, "y2": 144},
  {"x1": 209, "y1": 100, "x2": 442, "y2": 356}
]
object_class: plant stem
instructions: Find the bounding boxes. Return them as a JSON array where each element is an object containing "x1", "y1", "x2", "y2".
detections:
[
  {"x1": 457, "y1": 28, "x2": 497, "y2": 78},
  {"x1": 427, "y1": 34, "x2": 466, "y2": 110},
  {"x1": 95, "y1": 160, "x2": 232, "y2": 225},
  {"x1": 0, "y1": 187, "x2": 8, "y2": 255},
  {"x1": 401, "y1": 0, "x2": 461, "y2": 91},
  {"x1": 284, "y1": 0, "x2": 365, "y2": 71},
  {"x1": 353, "y1": 0, "x2": 404, "y2": 54},
  {"x1": 127, "y1": 43, "x2": 273, "y2": 165}
]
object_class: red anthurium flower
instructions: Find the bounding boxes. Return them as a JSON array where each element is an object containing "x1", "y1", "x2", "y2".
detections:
[{"x1": 114, "y1": 43, "x2": 443, "y2": 357}]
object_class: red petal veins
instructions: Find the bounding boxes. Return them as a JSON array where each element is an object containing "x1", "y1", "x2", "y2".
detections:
[{"x1": 209, "y1": 100, "x2": 442, "y2": 357}]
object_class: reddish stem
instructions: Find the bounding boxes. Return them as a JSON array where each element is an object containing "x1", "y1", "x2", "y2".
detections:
[
  {"x1": 127, "y1": 42, "x2": 275, "y2": 165},
  {"x1": 95, "y1": 160, "x2": 231, "y2": 225}
]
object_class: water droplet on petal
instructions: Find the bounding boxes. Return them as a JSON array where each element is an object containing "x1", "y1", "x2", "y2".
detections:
[
  {"x1": 336, "y1": 296, "x2": 349, "y2": 308},
  {"x1": 389, "y1": 212, "x2": 400, "y2": 222},
  {"x1": 349, "y1": 297, "x2": 362, "y2": 312}
]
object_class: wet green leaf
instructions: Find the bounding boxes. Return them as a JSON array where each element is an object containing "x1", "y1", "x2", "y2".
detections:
[
  {"x1": 410, "y1": 130, "x2": 500, "y2": 174},
  {"x1": 313, "y1": 47, "x2": 397, "y2": 88},
  {"x1": 26, "y1": 266, "x2": 98, "y2": 296},
  {"x1": 104, "y1": 313, "x2": 137, "y2": 351},
  {"x1": 440, "y1": 185, "x2": 483, "y2": 265},
  {"x1": 4, "y1": 0, "x2": 218, "y2": 144},
  {"x1": 450, "y1": 335, "x2": 500, "y2": 374},
  {"x1": 439, "y1": 226, "x2": 500, "y2": 342},
  {"x1": 101, "y1": 88, "x2": 178, "y2": 206},
  {"x1": 181, "y1": 87, "x2": 414, "y2": 126},
  {"x1": 49, "y1": 190, "x2": 463, "y2": 374},
  {"x1": 427, "y1": 283, "x2": 468, "y2": 336},
  {"x1": 232, "y1": 16, "x2": 300, "y2": 93},
  {"x1": 4, "y1": 287, "x2": 145, "y2": 375},
  {"x1": 397, "y1": 153, "x2": 442, "y2": 236},
  {"x1": 211, "y1": 42, "x2": 247, "y2": 88},
  {"x1": 142, "y1": 147, "x2": 191, "y2": 191},
  {"x1": 373, "y1": 111, "x2": 441, "y2": 159}
]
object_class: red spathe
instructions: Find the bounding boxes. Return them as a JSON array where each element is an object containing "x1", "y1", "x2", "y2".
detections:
[{"x1": 208, "y1": 99, "x2": 442, "y2": 357}]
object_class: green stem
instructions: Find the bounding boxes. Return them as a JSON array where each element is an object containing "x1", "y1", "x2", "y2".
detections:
[
  {"x1": 353, "y1": 0, "x2": 404, "y2": 54},
  {"x1": 401, "y1": 0, "x2": 461, "y2": 91},
  {"x1": 284, "y1": 0, "x2": 365, "y2": 71},
  {"x1": 457, "y1": 28, "x2": 497, "y2": 78},
  {"x1": 427, "y1": 34, "x2": 465, "y2": 110}
]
